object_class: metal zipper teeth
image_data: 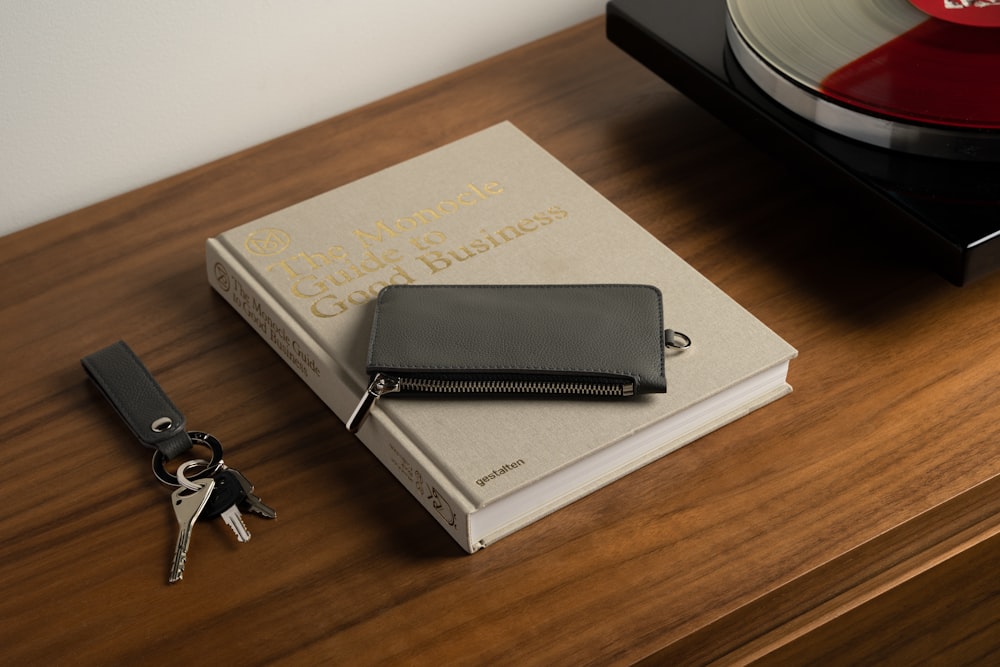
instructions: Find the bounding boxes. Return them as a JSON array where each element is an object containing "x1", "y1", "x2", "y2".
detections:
[
  {"x1": 397, "y1": 377, "x2": 635, "y2": 397},
  {"x1": 347, "y1": 372, "x2": 635, "y2": 433}
]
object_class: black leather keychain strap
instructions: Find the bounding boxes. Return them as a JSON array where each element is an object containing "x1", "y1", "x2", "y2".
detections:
[{"x1": 81, "y1": 340, "x2": 194, "y2": 460}]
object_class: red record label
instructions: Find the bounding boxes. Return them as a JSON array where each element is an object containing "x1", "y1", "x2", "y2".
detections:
[{"x1": 908, "y1": 1, "x2": 1000, "y2": 28}]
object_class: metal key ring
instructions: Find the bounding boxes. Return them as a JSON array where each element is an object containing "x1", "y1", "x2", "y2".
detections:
[
  {"x1": 176, "y1": 459, "x2": 212, "y2": 491},
  {"x1": 665, "y1": 329, "x2": 692, "y2": 350},
  {"x1": 152, "y1": 431, "x2": 224, "y2": 487}
]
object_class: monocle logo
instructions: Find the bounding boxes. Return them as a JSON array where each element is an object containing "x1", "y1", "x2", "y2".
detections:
[
  {"x1": 213, "y1": 262, "x2": 231, "y2": 292},
  {"x1": 245, "y1": 228, "x2": 291, "y2": 256}
]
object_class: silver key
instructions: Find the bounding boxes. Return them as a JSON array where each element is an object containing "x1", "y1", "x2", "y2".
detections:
[
  {"x1": 219, "y1": 503, "x2": 251, "y2": 543},
  {"x1": 168, "y1": 478, "x2": 215, "y2": 583},
  {"x1": 228, "y1": 467, "x2": 277, "y2": 519},
  {"x1": 203, "y1": 468, "x2": 251, "y2": 543}
]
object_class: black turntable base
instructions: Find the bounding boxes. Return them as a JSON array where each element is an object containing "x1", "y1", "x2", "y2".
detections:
[{"x1": 606, "y1": 0, "x2": 1000, "y2": 285}]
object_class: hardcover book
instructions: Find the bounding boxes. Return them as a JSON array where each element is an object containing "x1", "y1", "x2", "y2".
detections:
[{"x1": 206, "y1": 122, "x2": 797, "y2": 552}]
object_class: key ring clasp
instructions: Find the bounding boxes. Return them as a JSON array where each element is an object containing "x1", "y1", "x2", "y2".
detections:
[
  {"x1": 152, "y1": 431, "x2": 224, "y2": 487},
  {"x1": 176, "y1": 459, "x2": 214, "y2": 491}
]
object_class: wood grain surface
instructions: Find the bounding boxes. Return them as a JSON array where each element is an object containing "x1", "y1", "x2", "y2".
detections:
[{"x1": 2, "y1": 18, "x2": 999, "y2": 665}]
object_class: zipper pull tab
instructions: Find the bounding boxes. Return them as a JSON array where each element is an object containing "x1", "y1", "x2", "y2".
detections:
[{"x1": 347, "y1": 373, "x2": 400, "y2": 433}]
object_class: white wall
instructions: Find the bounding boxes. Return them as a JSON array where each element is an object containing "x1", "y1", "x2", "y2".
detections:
[{"x1": 0, "y1": 1, "x2": 605, "y2": 237}]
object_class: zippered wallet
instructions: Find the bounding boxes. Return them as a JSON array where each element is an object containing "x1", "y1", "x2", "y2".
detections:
[{"x1": 347, "y1": 284, "x2": 689, "y2": 432}]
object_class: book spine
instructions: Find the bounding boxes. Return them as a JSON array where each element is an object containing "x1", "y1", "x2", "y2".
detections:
[{"x1": 205, "y1": 239, "x2": 478, "y2": 552}]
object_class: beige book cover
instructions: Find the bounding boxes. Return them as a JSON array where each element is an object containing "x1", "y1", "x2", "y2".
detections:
[{"x1": 206, "y1": 121, "x2": 797, "y2": 552}]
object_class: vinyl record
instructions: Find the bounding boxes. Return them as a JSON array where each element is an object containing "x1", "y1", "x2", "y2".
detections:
[{"x1": 726, "y1": 0, "x2": 1000, "y2": 160}]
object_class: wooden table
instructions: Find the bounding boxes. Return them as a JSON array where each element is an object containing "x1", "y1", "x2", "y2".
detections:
[{"x1": 3, "y1": 17, "x2": 999, "y2": 665}]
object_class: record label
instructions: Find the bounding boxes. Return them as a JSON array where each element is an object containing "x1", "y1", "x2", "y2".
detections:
[{"x1": 909, "y1": 1, "x2": 1000, "y2": 27}]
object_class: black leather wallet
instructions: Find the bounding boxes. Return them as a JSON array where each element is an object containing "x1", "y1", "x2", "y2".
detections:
[{"x1": 347, "y1": 284, "x2": 688, "y2": 432}]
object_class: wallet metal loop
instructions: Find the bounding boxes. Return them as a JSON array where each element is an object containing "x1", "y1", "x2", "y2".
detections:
[{"x1": 665, "y1": 330, "x2": 692, "y2": 350}]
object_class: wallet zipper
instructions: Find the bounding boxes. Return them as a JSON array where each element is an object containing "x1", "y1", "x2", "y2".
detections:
[{"x1": 347, "y1": 371, "x2": 635, "y2": 432}]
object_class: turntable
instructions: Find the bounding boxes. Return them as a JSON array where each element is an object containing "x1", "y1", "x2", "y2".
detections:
[{"x1": 607, "y1": 0, "x2": 1000, "y2": 284}]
